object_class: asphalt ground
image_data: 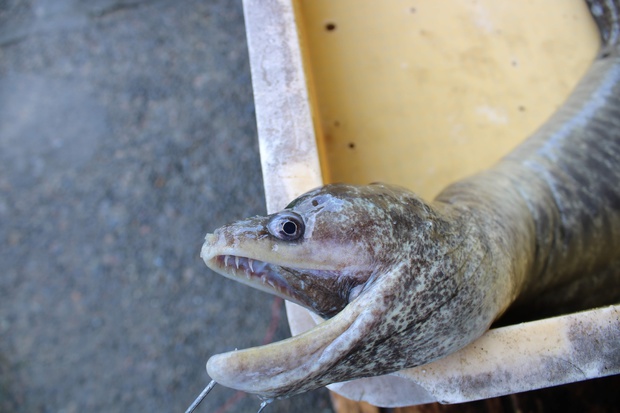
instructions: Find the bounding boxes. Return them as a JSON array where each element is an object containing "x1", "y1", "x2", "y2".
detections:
[{"x1": 0, "y1": 1, "x2": 332, "y2": 412}]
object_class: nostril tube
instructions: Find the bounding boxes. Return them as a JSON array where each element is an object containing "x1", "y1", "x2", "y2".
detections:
[
  {"x1": 203, "y1": 233, "x2": 217, "y2": 245},
  {"x1": 201, "y1": 233, "x2": 219, "y2": 262}
]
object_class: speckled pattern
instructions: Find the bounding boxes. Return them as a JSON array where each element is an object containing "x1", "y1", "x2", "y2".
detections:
[{"x1": 202, "y1": 0, "x2": 620, "y2": 401}]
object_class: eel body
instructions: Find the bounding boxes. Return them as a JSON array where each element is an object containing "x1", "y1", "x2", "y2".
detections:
[{"x1": 201, "y1": 0, "x2": 620, "y2": 400}]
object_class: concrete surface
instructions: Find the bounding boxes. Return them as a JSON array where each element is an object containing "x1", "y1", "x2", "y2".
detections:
[{"x1": 0, "y1": 1, "x2": 332, "y2": 412}]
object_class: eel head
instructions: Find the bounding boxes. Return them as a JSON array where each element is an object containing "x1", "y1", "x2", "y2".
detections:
[
  {"x1": 201, "y1": 183, "x2": 403, "y2": 319},
  {"x1": 201, "y1": 183, "x2": 488, "y2": 399}
]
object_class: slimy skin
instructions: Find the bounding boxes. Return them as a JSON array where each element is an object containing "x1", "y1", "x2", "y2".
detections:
[{"x1": 200, "y1": 0, "x2": 620, "y2": 400}]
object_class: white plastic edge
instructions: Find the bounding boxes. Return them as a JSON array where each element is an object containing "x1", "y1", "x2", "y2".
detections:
[{"x1": 242, "y1": 0, "x2": 323, "y2": 213}]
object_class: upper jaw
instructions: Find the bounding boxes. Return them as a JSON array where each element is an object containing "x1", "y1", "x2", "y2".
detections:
[
  {"x1": 205, "y1": 252, "x2": 309, "y2": 306},
  {"x1": 201, "y1": 233, "x2": 355, "y2": 318},
  {"x1": 202, "y1": 233, "x2": 302, "y2": 301}
]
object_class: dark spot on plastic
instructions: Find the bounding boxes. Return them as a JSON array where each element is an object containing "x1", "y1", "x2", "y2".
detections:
[
  {"x1": 334, "y1": 120, "x2": 340, "y2": 127},
  {"x1": 325, "y1": 22, "x2": 336, "y2": 31},
  {"x1": 410, "y1": 7, "x2": 416, "y2": 13},
  {"x1": 348, "y1": 142, "x2": 355, "y2": 149},
  {"x1": 518, "y1": 105, "x2": 526, "y2": 112}
]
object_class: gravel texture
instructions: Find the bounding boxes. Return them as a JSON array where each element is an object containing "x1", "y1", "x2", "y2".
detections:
[{"x1": 0, "y1": 1, "x2": 332, "y2": 412}]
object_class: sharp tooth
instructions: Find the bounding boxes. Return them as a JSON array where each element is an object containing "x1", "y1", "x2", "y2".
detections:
[
  {"x1": 248, "y1": 259, "x2": 254, "y2": 272},
  {"x1": 224, "y1": 255, "x2": 230, "y2": 267},
  {"x1": 235, "y1": 256, "x2": 240, "y2": 269}
]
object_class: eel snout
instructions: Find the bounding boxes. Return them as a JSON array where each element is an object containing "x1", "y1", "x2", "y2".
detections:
[{"x1": 201, "y1": 209, "x2": 375, "y2": 318}]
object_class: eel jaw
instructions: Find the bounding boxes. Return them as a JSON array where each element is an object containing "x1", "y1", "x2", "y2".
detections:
[
  {"x1": 201, "y1": 234, "x2": 359, "y2": 318},
  {"x1": 205, "y1": 253, "x2": 309, "y2": 309}
]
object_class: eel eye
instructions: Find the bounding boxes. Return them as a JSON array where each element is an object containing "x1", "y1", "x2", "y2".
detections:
[{"x1": 267, "y1": 211, "x2": 305, "y2": 241}]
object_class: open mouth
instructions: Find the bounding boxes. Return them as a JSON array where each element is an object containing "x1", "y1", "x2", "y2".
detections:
[
  {"x1": 206, "y1": 252, "x2": 357, "y2": 319},
  {"x1": 209, "y1": 254, "x2": 305, "y2": 305},
  {"x1": 216, "y1": 255, "x2": 269, "y2": 282},
  {"x1": 201, "y1": 233, "x2": 365, "y2": 318}
]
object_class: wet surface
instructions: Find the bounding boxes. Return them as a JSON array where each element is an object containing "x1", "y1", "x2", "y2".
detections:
[{"x1": 0, "y1": 1, "x2": 332, "y2": 412}]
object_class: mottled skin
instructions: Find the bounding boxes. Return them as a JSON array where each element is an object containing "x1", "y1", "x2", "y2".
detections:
[{"x1": 200, "y1": 0, "x2": 620, "y2": 400}]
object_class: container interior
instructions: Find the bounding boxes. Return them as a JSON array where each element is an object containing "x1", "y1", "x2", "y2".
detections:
[
  {"x1": 242, "y1": 1, "x2": 618, "y2": 405},
  {"x1": 240, "y1": 0, "x2": 618, "y2": 404},
  {"x1": 293, "y1": 0, "x2": 598, "y2": 200}
]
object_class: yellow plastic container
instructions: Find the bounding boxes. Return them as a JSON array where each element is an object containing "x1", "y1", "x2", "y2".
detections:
[
  {"x1": 242, "y1": 0, "x2": 620, "y2": 406},
  {"x1": 296, "y1": 0, "x2": 597, "y2": 198}
]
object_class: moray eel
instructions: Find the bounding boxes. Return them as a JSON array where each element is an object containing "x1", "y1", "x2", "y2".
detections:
[{"x1": 201, "y1": 0, "x2": 620, "y2": 400}]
